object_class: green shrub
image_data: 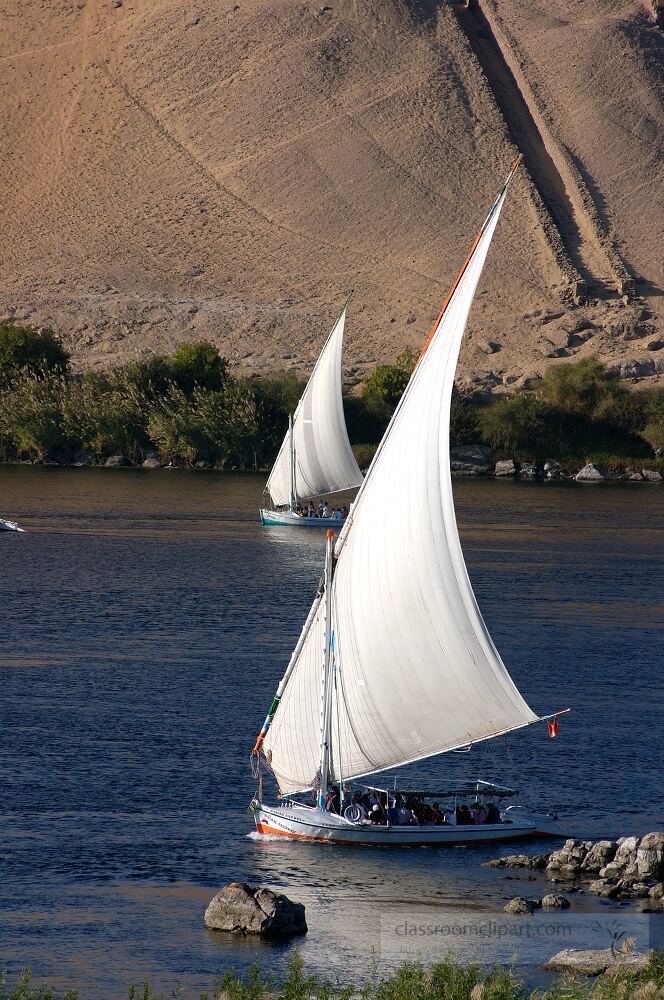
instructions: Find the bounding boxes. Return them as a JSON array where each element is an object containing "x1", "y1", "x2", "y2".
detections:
[
  {"x1": 361, "y1": 349, "x2": 415, "y2": 421},
  {"x1": 0, "y1": 323, "x2": 70, "y2": 385}
]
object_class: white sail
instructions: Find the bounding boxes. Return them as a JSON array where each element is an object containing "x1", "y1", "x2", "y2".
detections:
[
  {"x1": 265, "y1": 309, "x2": 362, "y2": 507},
  {"x1": 262, "y1": 169, "x2": 538, "y2": 797}
]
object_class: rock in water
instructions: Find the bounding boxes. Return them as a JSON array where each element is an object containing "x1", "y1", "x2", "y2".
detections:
[
  {"x1": 636, "y1": 832, "x2": 664, "y2": 879},
  {"x1": 542, "y1": 894, "x2": 571, "y2": 908},
  {"x1": 545, "y1": 948, "x2": 650, "y2": 976},
  {"x1": 504, "y1": 896, "x2": 540, "y2": 914},
  {"x1": 494, "y1": 459, "x2": 517, "y2": 477},
  {"x1": 575, "y1": 463, "x2": 605, "y2": 481},
  {"x1": 204, "y1": 883, "x2": 307, "y2": 939},
  {"x1": 485, "y1": 853, "x2": 548, "y2": 869},
  {"x1": 105, "y1": 454, "x2": 130, "y2": 467}
]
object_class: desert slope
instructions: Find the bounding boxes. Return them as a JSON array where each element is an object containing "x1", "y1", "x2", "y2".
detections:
[{"x1": 0, "y1": 0, "x2": 662, "y2": 389}]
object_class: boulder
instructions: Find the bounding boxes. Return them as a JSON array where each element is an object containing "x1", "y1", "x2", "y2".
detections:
[
  {"x1": 599, "y1": 836, "x2": 640, "y2": 879},
  {"x1": 478, "y1": 337, "x2": 500, "y2": 354},
  {"x1": 450, "y1": 444, "x2": 493, "y2": 477},
  {"x1": 495, "y1": 459, "x2": 518, "y2": 477},
  {"x1": 204, "y1": 883, "x2": 307, "y2": 939},
  {"x1": 544, "y1": 459, "x2": 560, "y2": 478},
  {"x1": 142, "y1": 457, "x2": 161, "y2": 469},
  {"x1": 105, "y1": 454, "x2": 130, "y2": 467},
  {"x1": 581, "y1": 841, "x2": 617, "y2": 873},
  {"x1": 647, "y1": 339, "x2": 664, "y2": 351},
  {"x1": 545, "y1": 948, "x2": 649, "y2": 976},
  {"x1": 519, "y1": 463, "x2": 539, "y2": 479},
  {"x1": 618, "y1": 359, "x2": 655, "y2": 379},
  {"x1": 642, "y1": 469, "x2": 663, "y2": 482},
  {"x1": 504, "y1": 896, "x2": 540, "y2": 914},
  {"x1": 575, "y1": 463, "x2": 605, "y2": 481},
  {"x1": 541, "y1": 894, "x2": 571, "y2": 908},
  {"x1": 485, "y1": 854, "x2": 549, "y2": 869},
  {"x1": 588, "y1": 879, "x2": 621, "y2": 899},
  {"x1": 636, "y1": 832, "x2": 664, "y2": 879},
  {"x1": 648, "y1": 883, "x2": 664, "y2": 900}
]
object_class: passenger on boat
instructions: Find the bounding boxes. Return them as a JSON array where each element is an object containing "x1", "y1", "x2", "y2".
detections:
[
  {"x1": 485, "y1": 801, "x2": 501, "y2": 823},
  {"x1": 473, "y1": 803, "x2": 488, "y2": 824},
  {"x1": 307, "y1": 503, "x2": 316, "y2": 517},
  {"x1": 333, "y1": 508, "x2": 343, "y2": 520},
  {"x1": 325, "y1": 785, "x2": 341, "y2": 814},
  {"x1": 320, "y1": 502, "x2": 329, "y2": 518},
  {"x1": 370, "y1": 803, "x2": 387, "y2": 824},
  {"x1": 342, "y1": 506, "x2": 349, "y2": 519},
  {"x1": 431, "y1": 803, "x2": 444, "y2": 825},
  {"x1": 456, "y1": 804, "x2": 473, "y2": 825}
]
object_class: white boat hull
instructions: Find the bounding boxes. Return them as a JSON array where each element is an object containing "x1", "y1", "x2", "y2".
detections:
[
  {"x1": 0, "y1": 518, "x2": 24, "y2": 533},
  {"x1": 260, "y1": 508, "x2": 344, "y2": 529},
  {"x1": 253, "y1": 802, "x2": 564, "y2": 846}
]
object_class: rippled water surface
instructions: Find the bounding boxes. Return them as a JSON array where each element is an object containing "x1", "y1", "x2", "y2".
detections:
[{"x1": 1, "y1": 468, "x2": 662, "y2": 996}]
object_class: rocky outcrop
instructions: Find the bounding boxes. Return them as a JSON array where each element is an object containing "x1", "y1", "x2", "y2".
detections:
[
  {"x1": 518, "y1": 462, "x2": 539, "y2": 479},
  {"x1": 544, "y1": 459, "x2": 560, "y2": 478},
  {"x1": 142, "y1": 457, "x2": 161, "y2": 468},
  {"x1": 545, "y1": 948, "x2": 650, "y2": 976},
  {"x1": 495, "y1": 458, "x2": 518, "y2": 477},
  {"x1": 204, "y1": 883, "x2": 307, "y2": 939},
  {"x1": 485, "y1": 853, "x2": 549, "y2": 869},
  {"x1": 642, "y1": 469, "x2": 663, "y2": 482},
  {"x1": 575, "y1": 463, "x2": 605, "y2": 481},
  {"x1": 449, "y1": 445, "x2": 493, "y2": 477},
  {"x1": 105, "y1": 454, "x2": 131, "y2": 467}
]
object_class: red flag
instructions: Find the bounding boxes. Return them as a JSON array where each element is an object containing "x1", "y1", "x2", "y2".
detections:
[{"x1": 547, "y1": 717, "x2": 560, "y2": 738}]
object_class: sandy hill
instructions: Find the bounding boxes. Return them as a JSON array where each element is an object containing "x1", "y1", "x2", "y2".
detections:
[{"x1": 0, "y1": 0, "x2": 662, "y2": 391}]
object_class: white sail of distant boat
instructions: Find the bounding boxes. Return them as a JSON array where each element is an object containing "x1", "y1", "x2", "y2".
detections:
[
  {"x1": 259, "y1": 303, "x2": 363, "y2": 528},
  {"x1": 250, "y1": 159, "x2": 568, "y2": 846}
]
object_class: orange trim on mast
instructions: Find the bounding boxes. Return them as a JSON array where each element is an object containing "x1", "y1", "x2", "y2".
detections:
[{"x1": 416, "y1": 156, "x2": 523, "y2": 365}]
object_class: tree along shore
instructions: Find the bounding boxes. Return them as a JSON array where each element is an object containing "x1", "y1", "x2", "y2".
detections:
[{"x1": 0, "y1": 323, "x2": 663, "y2": 476}]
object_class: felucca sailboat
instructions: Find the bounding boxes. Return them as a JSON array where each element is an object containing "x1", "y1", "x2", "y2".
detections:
[
  {"x1": 250, "y1": 161, "x2": 568, "y2": 845},
  {"x1": 259, "y1": 303, "x2": 363, "y2": 527}
]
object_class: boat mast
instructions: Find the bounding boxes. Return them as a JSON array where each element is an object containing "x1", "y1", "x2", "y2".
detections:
[
  {"x1": 288, "y1": 414, "x2": 296, "y2": 512},
  {"x1": 317, "y1": 529, "x2": 336, "y2": 810}
]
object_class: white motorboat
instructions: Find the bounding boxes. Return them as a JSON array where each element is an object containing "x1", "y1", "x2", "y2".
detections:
[
  {"x1": 259, "y1": 300, "x2": 363, "y2": 527},
  {"x1": 0, "y1": 518, "x2": 24, "y2": 532},
  {"x1": 250, "y1": 159, "x2": 569, "y2": 847}
]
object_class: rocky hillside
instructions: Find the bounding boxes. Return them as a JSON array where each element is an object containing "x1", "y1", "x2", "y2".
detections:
[{"x1": 1, "y1": 0, "x2": 662, "y2": 390}]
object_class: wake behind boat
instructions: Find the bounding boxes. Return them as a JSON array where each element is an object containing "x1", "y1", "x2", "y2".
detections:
[
  {"x1": 259, "y1": 301, "x2": 362, "y2": 528},
  {"x1": 0, "y1": 518, "x2": 24, "y2": 532},
  {"x1": 250, "y1": 160, "x2": 569, "y2": 847}
]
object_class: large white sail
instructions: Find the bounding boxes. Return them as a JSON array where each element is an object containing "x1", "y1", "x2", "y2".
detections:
[
  {"x1": 265, "y1": 309, "x2": 362, "y2": 507},
  {"x1": 262, "y1": 167, "x2": 538, "y2": 796}
]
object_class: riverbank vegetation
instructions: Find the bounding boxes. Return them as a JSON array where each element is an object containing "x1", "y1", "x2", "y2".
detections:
[
  {"x1": 0, "y1": 323, "x2": 663, "y2": 471},
  {"x1": 2, "y1": 949, "x2": 663, "y2": 1000}
]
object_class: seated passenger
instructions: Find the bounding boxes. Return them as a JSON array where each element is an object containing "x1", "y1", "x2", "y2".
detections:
[
  {"x1": 370, "y1": 803, "x2": 386, "y2": 824},
  {"x1": 456, "y1": 804, "x2": 472, "y2": 825},
  {"x1": 431, "y1": 803, "x2": 444, "y2": 825},
  {"x1": 485, "y1": 801, "x2": 501, "y2": 823},
  {"x1": 473, "y1": 803, "x2": 488, "y2": 825},
  {"x1": 325, "y1": 785, "x2": 341, "y2": 814},
  {"x1": 333, "y1": 508, "x2": 343, "y2": 520}
]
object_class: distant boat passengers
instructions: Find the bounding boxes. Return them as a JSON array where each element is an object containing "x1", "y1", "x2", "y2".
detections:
[
  {"x1": 292, "y1": 503, "x2": 349, "y2": 520},
  {"x1": 323, "y1": 786, "x2": 503, "y2": 826}
]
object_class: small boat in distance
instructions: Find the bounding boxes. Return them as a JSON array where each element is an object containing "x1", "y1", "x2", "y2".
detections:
[
  {"x1": 259, "y1": 301, "x2": 363, "y2": 528},
  {"x1": 0, "y1": 518, "x2": 24, "y2": 533},
  {"x1": 250, "y1": 160, "x2": 569, "y2": 846}
]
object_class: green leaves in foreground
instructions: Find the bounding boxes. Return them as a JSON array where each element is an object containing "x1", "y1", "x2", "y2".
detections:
[{"x1": 2, "y1": 950, "x2": 663, "y2": 1000}]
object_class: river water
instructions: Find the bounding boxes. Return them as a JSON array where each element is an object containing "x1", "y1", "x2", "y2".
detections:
[{"x1": 0, "y1": 468, "x2": 662, "y2": 997}]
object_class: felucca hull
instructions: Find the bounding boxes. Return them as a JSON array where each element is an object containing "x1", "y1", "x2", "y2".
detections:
[
  {"x1": 259, "y1": 509, "x2": 344, "y2": 529},
  {"x1": 254, "y1": 803, "x2": 563, "y2": 846},
  {"x1": 0, "y1": 519, "x2": 24, "y2": 532}
]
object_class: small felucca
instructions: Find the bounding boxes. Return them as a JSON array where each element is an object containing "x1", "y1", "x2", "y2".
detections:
[
  {"x1": 0, "y1": 518, "x2": 24, "y2": 533},
  {"x1": 250, "y1": 160, "x2": 569, "y2": 846},
  {"x1": 259, "y1": 303, "x2": 363, "y2": 528}
]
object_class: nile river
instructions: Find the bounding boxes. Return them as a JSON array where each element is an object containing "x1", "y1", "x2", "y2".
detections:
[{"x1": 0, "y1": 468, "x2": 662, "y2": 996}]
